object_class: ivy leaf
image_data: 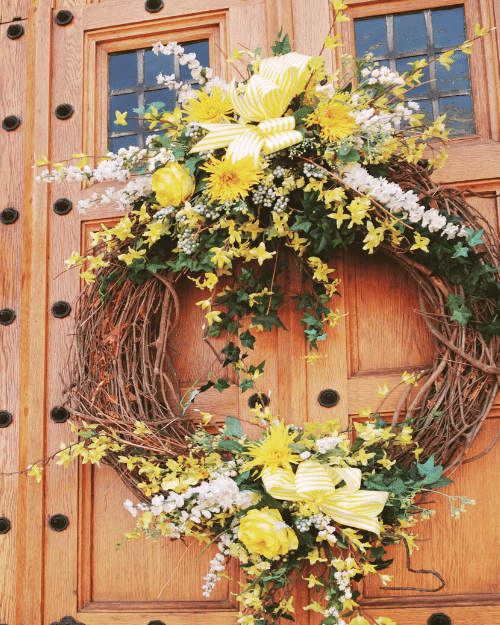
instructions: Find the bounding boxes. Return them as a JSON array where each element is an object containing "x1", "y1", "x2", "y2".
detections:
[
  {"x1": 218, "y1": 439, "x2": 244, "y2": 453},
  {"x1": 451, "y1": 242, "x2": 469, "y2": 259},
  {"x1": 477, "y1": 315, "x2": 500, "y2": 341},
  {"x1": 171, "y1": 144, "x2": 186, "y2": 160},
  {"x1": 239, "y1": 378, "x2": 255, "y2": 392},
  {"x1": 214, "y1": 377, "x2": 231, "y2": 392},
  {"x1": 251, "y1": 313, "x2": 287, "y2": 332},
  {"x1": 225, "y1": 415, "x2": 244, "y2": 438},
  {"x1": 466, "y1": 228, "x2": 484, "y2": 247},
  {"x1": 198, "y1": 380, "x2": 215, "y2": 393},
  {"x1": 270, "y1": 27, "x2": 291, "y2": 55},
  {"x1": 450, "y1": 305, "x2": 473, "y2": 327},
  {"x1": 240, "y1": 329, "x2": 256, "y2": 349},
  {"x1": 184, "y1": 154, "x2": 202, "y2": 175}
]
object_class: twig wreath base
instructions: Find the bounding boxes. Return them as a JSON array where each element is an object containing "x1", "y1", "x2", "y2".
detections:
[{"x1": 64, "y1": 160, "x2": 500, "y2": 502}]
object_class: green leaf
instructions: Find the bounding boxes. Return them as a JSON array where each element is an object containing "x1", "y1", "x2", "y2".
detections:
[
  {"x1": 477, "y1": 315, "x2": 500, "y2": 342},
  {"x1": 240, "y1": 329, "x2": 256, "y2": 349},
  {"x1": 337, "y1": 147, "x2": 360, "y2": 163},
  {"x1": 214, "y1": 377, "x2": 231, "y2": 392},
  {"x1": 466, "y1": 228, "x2": 484, "y2": 247},
  {"x1": 225, "y1": 415, "x2": 244, "y2": 438},
  {"x1": 450, "y1": 305, "x2": 473, "y2": 327},
  {"x1": 239, "y1": 378, "x2": 255, "y2": 392},
  {"x1": 172, "y1": 144, "x2": 186, "y2": 160},
  {"x1": 270, "y1": 28, "x2": 291, "y2": 55},
  {"x1": 218, "y1": 439, "x2": 244, "y2": 453},
  {"x1": 293, "y1": 106, "x2": 314, "y2": 125},
  {"x1": 451, "y1": 242, "x2": 469, "y2": 259},
  {"x1": 184, "y1": 155, "x2": 202, "y2": 175}
]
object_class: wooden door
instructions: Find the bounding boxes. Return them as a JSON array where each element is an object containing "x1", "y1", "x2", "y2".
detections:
[{"x1": 3, "y1": 0, "x2": 500, "y2": 623}]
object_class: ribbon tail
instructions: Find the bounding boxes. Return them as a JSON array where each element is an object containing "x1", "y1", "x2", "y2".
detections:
[
  {"x1": 321, "y1": 491, "x2": 389, "y2": 535},
  {"x1": 262, "y1": 467, "x2": 302, "y2": 501}
]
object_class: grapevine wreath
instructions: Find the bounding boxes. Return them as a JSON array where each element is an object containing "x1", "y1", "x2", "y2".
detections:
[{"x1": 31, "y1": 16, "x2": 499, "y2": 625}]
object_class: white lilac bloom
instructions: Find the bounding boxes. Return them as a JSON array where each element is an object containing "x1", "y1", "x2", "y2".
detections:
[{"x1": 341, "y1": 163, "x2": 466, "y2": 240}]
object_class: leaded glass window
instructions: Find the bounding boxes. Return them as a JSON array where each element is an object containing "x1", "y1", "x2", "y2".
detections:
[
  {"x1": 108, "y1": 40, "x2": 210, "y2": 152},
  {"x1": 354, "y1": 6, "x2": 474, "y2": 136}
]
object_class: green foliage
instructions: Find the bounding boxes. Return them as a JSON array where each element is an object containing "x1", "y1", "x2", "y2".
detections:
[{"x1": 270, "y1": 27, "x2": 292, "y2": 55}]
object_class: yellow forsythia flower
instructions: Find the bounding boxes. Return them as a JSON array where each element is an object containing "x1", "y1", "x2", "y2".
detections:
[{"x1": 152, "y1": 162, "x2": 195, "y2": 207}]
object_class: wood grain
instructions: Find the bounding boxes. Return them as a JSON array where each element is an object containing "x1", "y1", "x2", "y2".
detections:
[
  {"x1": 0, "y1": 19, "x2": 27, "y2": 625},
  {"x1": 17, "y1": 6, "x2": 52, "y2": 625},
  {"x1": 83, "y1": 0, "x2": 264, "y2": 31}
]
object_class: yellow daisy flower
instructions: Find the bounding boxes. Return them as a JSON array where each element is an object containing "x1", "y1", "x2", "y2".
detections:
[
  {"x1": 203, "y1": 155, "x2": 263, "y2": 202},
  {"x1": 243, "y1": 422, "x2": 301, "y2": 473},
  {"x1": 306, "y1": 98, "x2": 357, "y2": 143},
  {"x1": 183, "y1": 87, "x2": 233, "y2": 123}
]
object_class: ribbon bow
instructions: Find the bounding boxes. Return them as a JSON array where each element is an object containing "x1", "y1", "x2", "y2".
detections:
[
  {"x1": 191, "y1": 53, "x2": 314, "y2": 164},
  {"x1": 262, "y1": 460, "x2": 389, "y2": 535}
]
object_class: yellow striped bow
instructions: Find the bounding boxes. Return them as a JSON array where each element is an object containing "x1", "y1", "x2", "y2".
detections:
[
  {"x1": 262, "y1": 460, "x2": 389, "y2": 535},
  {"x1": 190, "y1": 53, "x2": 314, "y2": 165}
]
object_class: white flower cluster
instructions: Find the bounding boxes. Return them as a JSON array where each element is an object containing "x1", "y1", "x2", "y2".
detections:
[
  {"x1": 202, "y1": 532, "x2": 233, "y2": 597},
  {"x1": 333, "y1": 568, "x2": 353, "y2": 604},
  {"x1": 123, "y1": 476, "x2": 255, "y2": 525},
  {"x1": 153, "y1": 40, "x2": 228, "y2": 103},
  {"x1": 342, "y1": 164, "x2": 468, "y2": 240},
  {"x1": 350, "y1": 97, "x2": 420, "y2": 136},
  {"x1": 361, "y1": 64, "x2": 405, "y2": 87},
  {"x1": 77, "y1": 175, "x2": 153, "y2": 213},
  {"x1": 316, "y1": 436, "x2": 343, "y2": 454},
  {"x1": 316, "y1": 513, "x2": 338, "y2": 544}
]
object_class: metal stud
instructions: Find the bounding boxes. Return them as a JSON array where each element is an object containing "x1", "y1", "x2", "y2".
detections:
[
  {"x1": 0, "y1": 309, "x2": 16, "y2": 325},
  {"x1": 318, "y1": 389, "x2": 340, "y2": 408},
  {"x1": 54, "y1": 10, "x2": 74, "y2": 26},
  {"x1": 49, "y1": 514, "x2": 69, "y2": 532},
  {"x1": 2, "y1": 115, "x2": 20, "y2": 131},
  {"x1": 144, "y1": 0, "x2": 163, "y2": 12},
  {"x1": 55, "y1": 104, "x2": 74, "y2": 120},
  {"x1": 0, "y1": 411, "x2": 13, "y2": 428},
  {"x1": 0, "y1": 518, "x2": 11, "y2": 534},
  {"x1": 50, "y1": 406, "x2": 70, "y2": 424},
  {"x1": 53, "y1": 198, "x2": 72, "y2": 215},
  {"x1": 1, "y1": 207, "x2": 19, "y2": 224},
  {"x1": 248, "y1": 393, "x2": 270, "y2": 409},
  {"x1": 7, "y1": 23, "x2": 24, "y2": 39},
  {"x1": 428, "y1": 614, "x2": 452, "y2": 625},
  {"x1": 51, "y1": 301, "x2": 71, "y2": 318}
]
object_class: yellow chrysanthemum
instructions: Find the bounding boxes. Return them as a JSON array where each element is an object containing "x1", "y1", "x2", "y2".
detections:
[
  {"x1": 244, "y1": 422, "x2": 301, "y2": 473},
  {"x1": 306, "y1": 98, "x2": 358, "y2": 143},
  {"x1": 183, "y1": 87, "x2": 233, "y2": 123},
  {"x1": 203, "y1": 155, "x2": 263, "y2": 202}
]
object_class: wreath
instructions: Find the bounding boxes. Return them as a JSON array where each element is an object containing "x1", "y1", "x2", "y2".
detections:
[{"x1": 32, "y1": 19, "x2": 497, "y2": 625}]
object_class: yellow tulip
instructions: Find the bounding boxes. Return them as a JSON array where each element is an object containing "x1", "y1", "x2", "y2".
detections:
[{"x1": 238, "y1": 507, "x2": 298, "y2": 559}]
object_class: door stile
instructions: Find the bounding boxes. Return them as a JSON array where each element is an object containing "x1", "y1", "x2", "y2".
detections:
[
  {"x1": 18, "y1": 4, "x2": 53, "y2": 625},
  {"x1": 0, "y1": 17, "x2": 28, "y2": 625}
]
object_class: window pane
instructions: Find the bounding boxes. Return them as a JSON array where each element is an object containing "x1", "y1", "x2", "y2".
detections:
[
  {"x1": 109, "y1": 52, "x2": 138, "y2": 91},
  {"x1": 109, "y1": 93, "x2": 139, "y2": 132},
  {"x1": 393, "y1": 12, "x2": 427, "y2": 53},
  {"x1": 432, "y1": 7, "x2": 466, "y2": 48},
  {"x1": 436, "y1": 50, "x2": 470, "y2": 91},
  {"x1": 109, "y1": 134, "x2": 138, "y2": 153},
  {"x1": 354, "y1": 7, "x2": 474, "y2": 137},
  {"x1": 396, "y1": 56, "x2": 429, "y2": 95},
  {"x1": 354, "y1": 17, "x2": 387, "y2": 57},
  {"x1": 145, "y1": 89, "x2": 177, "y2": 111},
  {"x1": 439, "y1": 95, "x2": 475, "y2": 136},
  {"x1": 144, "y1": 49, "x2": 174, "y2": 87}
]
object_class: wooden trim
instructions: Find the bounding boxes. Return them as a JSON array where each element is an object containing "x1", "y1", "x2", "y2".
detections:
[
  {"x1": 84, "y1": 13, "x2": 227, "y2": 161},
  {"x1": 361, "y1": 592, "x2": 500, "y2": 608},
  {"x1": 77, "y1": 611, "x2": 240, "y2": 625},
  {"x1": 17, "y1": 5, "x2": 53, "y2": 625},
  {"x1": 83, "y1": 0, "x2": 264, "y2": 30},
  {"x1": 80, "y1": 600, "x2": 237, "y2": 611}
]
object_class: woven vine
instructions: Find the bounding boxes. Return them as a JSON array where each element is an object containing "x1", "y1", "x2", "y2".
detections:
[{"x1": 64, "y1": 161, "x2": 500, "y2": 501}]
